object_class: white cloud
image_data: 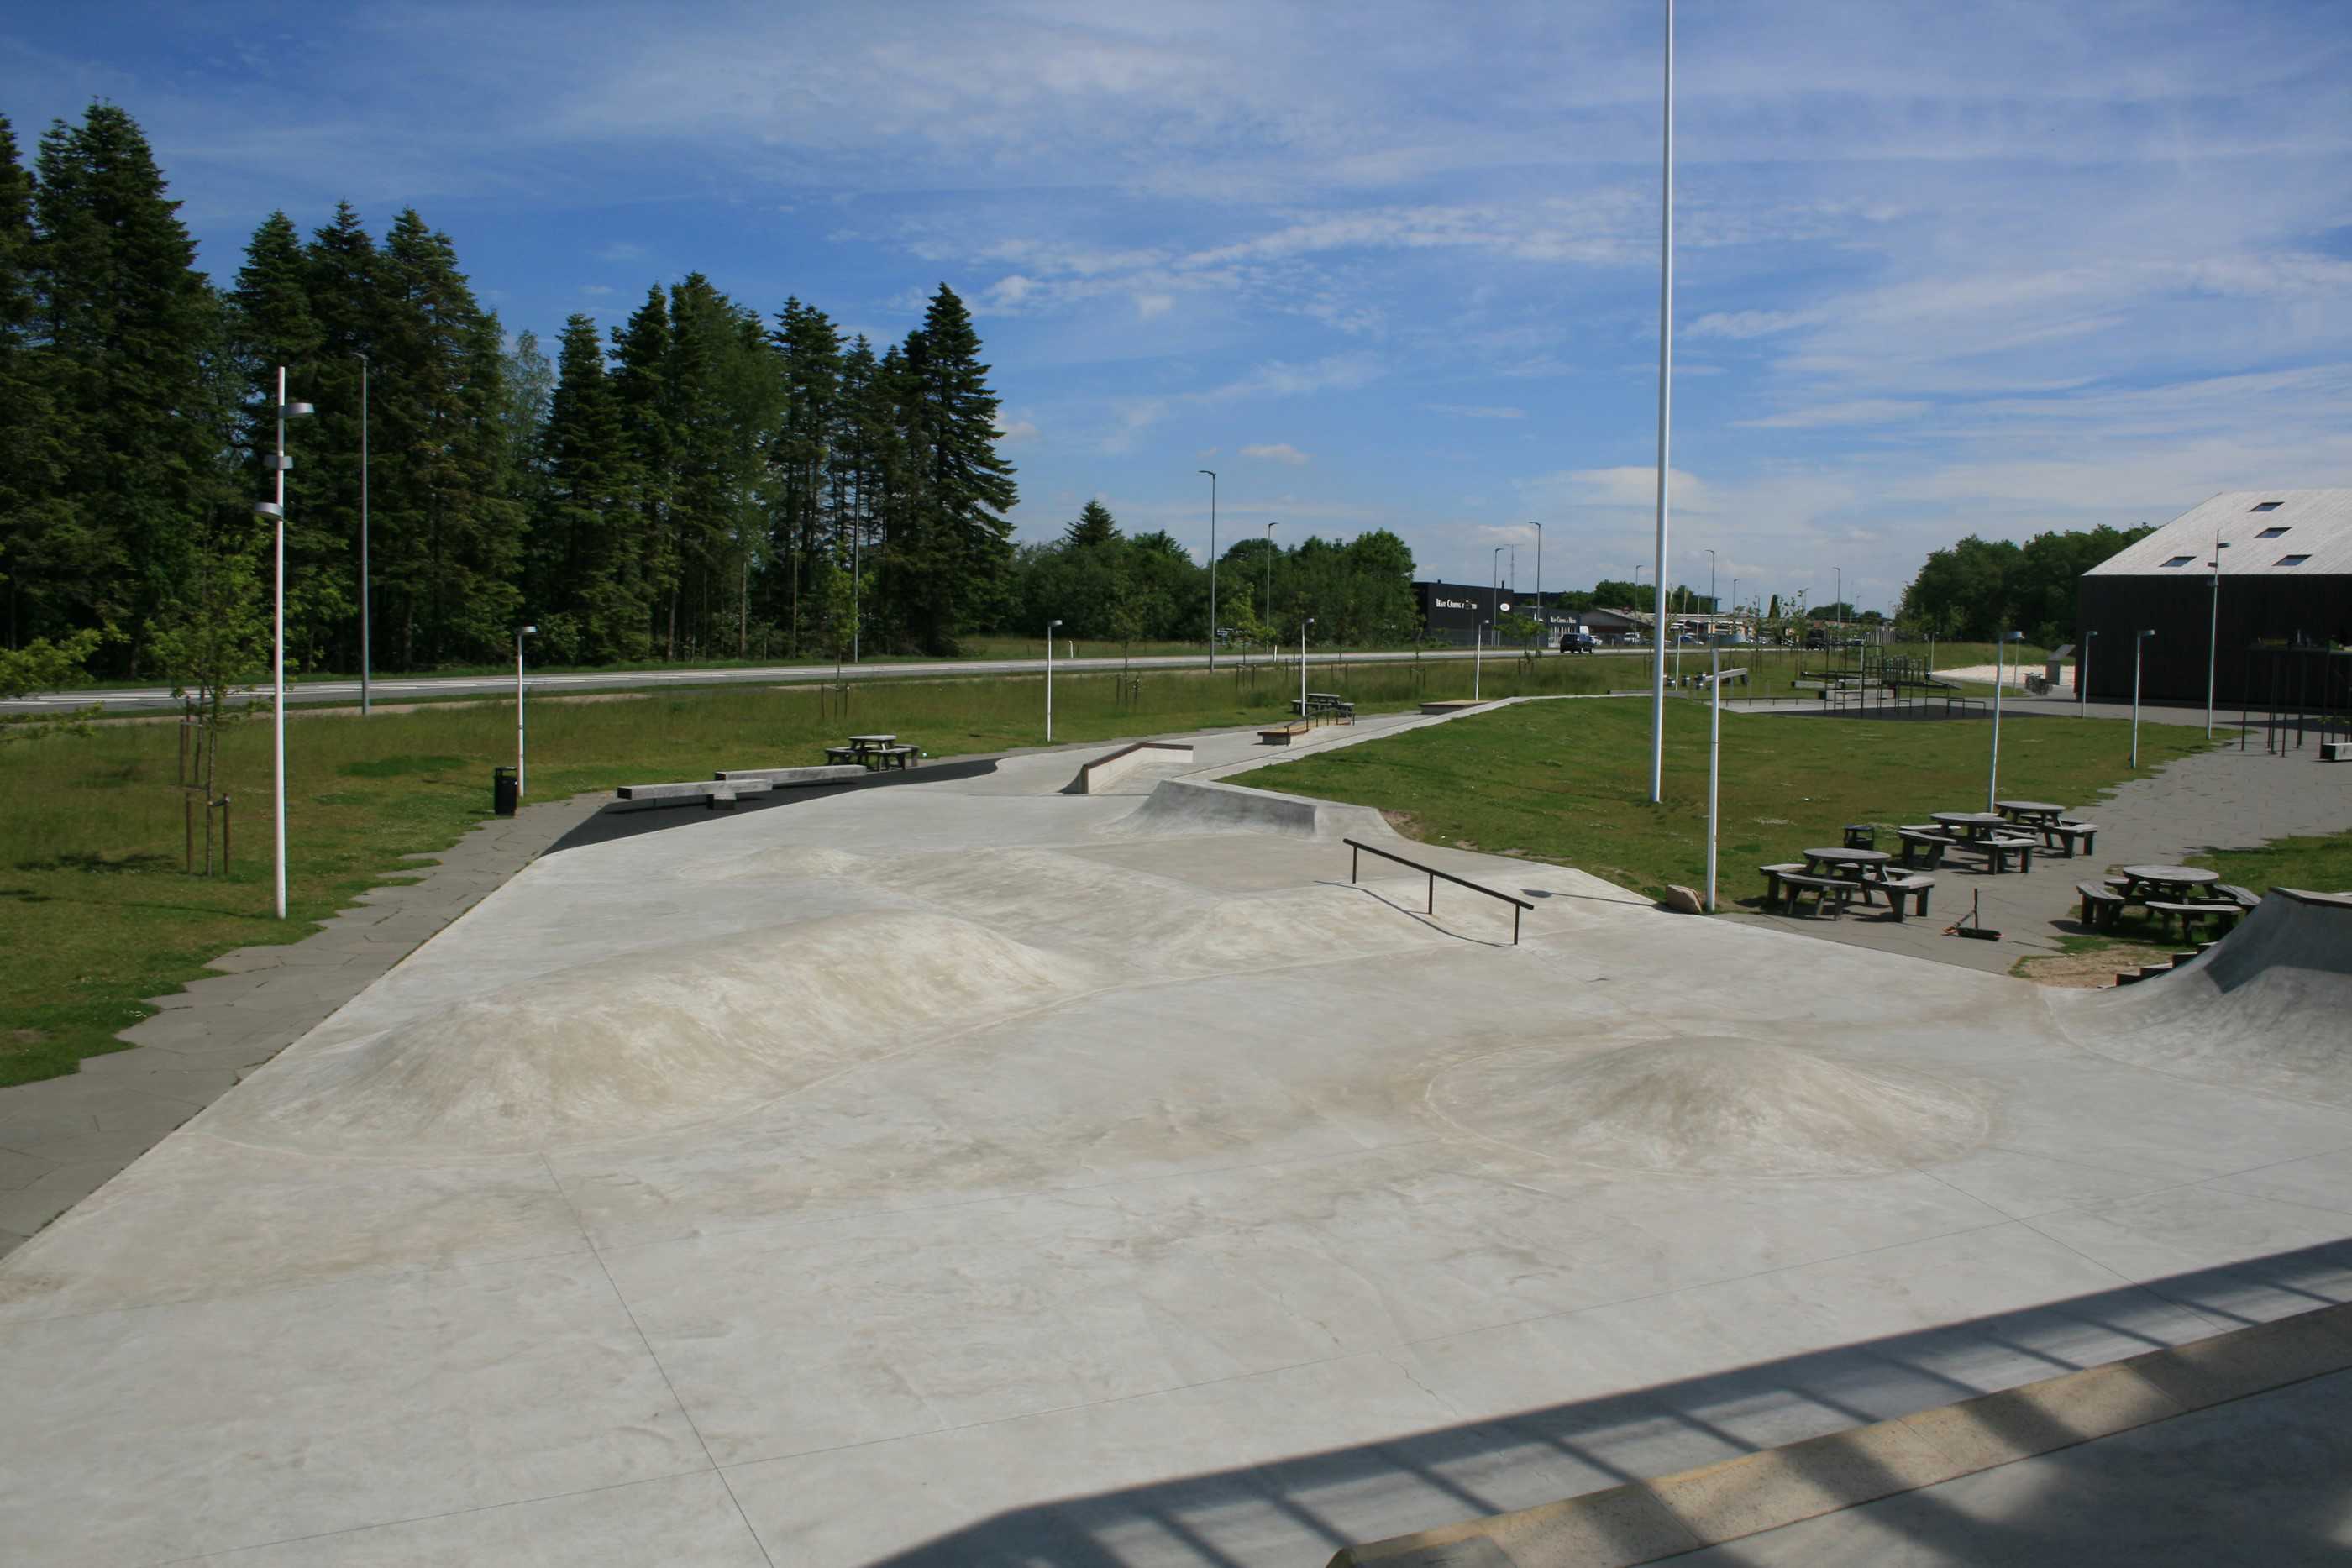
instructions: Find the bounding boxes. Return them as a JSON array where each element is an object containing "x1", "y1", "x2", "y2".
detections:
[
  {"x1": 1425, "y1": 402, "x2": 1526, "y2": 420},
  {"x1": 1134, "y1": 292, "x2": 1174, "y2": 319},
  {"x1": 1205, "y1": 353, "x2": 1381, "y2": 401},
  {"x1": 994, "y1": 412, "x2": 1041, "y2": 444},
  {"x1": 1242, "y1": 443, "x2": 1310, "y2": 465},
  {"x1": 580, "y1": 284, "x2": 614, "y2": 296},
  {"x1": 1737, "y1": 399, "x2": 1930, "y2": 429},
  {"x1": 1685, "y1": 309, "x2": 1822, "y2": 341}
]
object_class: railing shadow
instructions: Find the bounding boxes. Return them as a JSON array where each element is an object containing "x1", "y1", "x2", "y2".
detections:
[{"x1": 855, "y1": 1240, "x2": 2352, "y2": 1567}]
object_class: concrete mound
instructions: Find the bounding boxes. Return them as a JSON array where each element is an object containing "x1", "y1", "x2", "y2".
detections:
[
  {"x1": 209, "y1": 910, "x2": 1097, "y2": 1155},
  {"x1": 1101, "y1": 777, "x2": 1394, "y2": 842},
  {"x1": 1431, "y1": 1036, "x2": 1993, "y2": 1177},
  {"x1": 682, "y1": 843, "x2": 869, "y2": 883},
  {"x1": 2049, "y1": 888, "x2": 2352, "y2": 1107}
]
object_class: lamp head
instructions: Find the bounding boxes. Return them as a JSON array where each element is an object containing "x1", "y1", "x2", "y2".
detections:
[
  {"x1": 252, "y1": 500, "x2": 283, "y2": 520},
  {"x1": 520, "y1": 624, "x2": 537, "y2": 637},
  {"x1": 1047, "y1": 619, "x2": 1062, "y2": 630},
  {"x1": 281, "y1": 401, "x2": 315, "y2": 419}
]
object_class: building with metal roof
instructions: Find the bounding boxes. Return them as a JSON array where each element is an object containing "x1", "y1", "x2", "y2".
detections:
[{"x1": 2077, "y1": 490, "x2": 2352, "y2": 705}]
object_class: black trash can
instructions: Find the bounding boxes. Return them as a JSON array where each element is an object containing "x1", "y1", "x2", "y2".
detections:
[{"x1": 493, "y1": 765, "x2": 518, "y2": 817}]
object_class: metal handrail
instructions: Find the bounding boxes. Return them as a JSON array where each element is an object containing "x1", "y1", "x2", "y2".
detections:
[{"x1": 1343, "y1": 837, "x2": 1535, "y2": 945}]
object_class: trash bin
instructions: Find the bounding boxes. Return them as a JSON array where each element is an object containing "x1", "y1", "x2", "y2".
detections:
[{"x1": 493, "y1": 765, "x2": 518, "y2": 817}]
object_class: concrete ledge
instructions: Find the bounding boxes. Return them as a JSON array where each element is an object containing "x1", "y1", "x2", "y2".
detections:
[
  {"x1": 1420, "y1": 699, "x2": 1492, "y2": 716},
  {"x1": 1328, "y1": 1300, "x2": 2352, "y2": 1568},
  {"x1": 613, "y1": 779, "x2": 776, "y2": 803},
  {"x1": 1072, "y1": 740, "x2": 1194, "y2": 794},
  {"x1": 1101, "y1": 777, "x2": 1398, "y2": 842},
  {"x1": 711, "y1": 764, "x2": 867, "y2": 787}
]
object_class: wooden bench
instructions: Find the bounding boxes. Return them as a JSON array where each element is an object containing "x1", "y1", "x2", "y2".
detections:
[
  {"x1": 1757, "y1": 862, "x2": 1806, "y2": 905},
  {"x1": 2145, "y1": 899, "x2": 2245, "y2": 944},
  {"x1": 2036, "y1": 820, "x2": 2097, "y2": 857},
  {"x1": 873, "y1": 745, "x2": 918, "y2": 770},
  {"x1": 2214, "y1": 883, "x2": 2261, "y2": 910},
  {"x1": 614, "y1": 779, "x2": 776, "y2": 808},
  {"x1": 1258, "y1": 722, "x2": 1310, "y2": 745},
  {"x1": 2077, "y1": 881, "x2": 2127, "y2": 931}
]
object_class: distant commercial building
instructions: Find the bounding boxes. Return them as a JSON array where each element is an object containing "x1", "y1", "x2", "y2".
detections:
[
  {"x1": 1412, "y1": 581, "x2": 1583, "y2": 646},
  {"x1": 2078, "y1": 490, "x2": 2352, "y2": 705}
]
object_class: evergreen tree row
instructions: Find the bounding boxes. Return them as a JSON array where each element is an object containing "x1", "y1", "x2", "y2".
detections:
[{"x1": 0, "y1": 102, "x2": 1022, "y2": 679}]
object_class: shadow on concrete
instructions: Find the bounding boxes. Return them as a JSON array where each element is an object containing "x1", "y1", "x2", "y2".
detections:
[
  {"x1": 538, "y1": 757, "x2": 1006, "y2": 857},
  {"x1": 854, "y1": 1241, "x2": 2352, "y2": 1567}
]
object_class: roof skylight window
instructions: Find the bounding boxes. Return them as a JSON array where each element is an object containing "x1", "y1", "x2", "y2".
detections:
[
  {"x1": 2276, "y1": 553, "x2": 2311, "y2": 567},
  {"x1": 2256, "y1": 526, "x2": 2289, "y2": 538},
  {"x1": 2160, "y1": 555, "x2": 2195, "y2": 567},
  {"x1": 2250, "y1": 501, "x2": 2284, "y2": 511}
]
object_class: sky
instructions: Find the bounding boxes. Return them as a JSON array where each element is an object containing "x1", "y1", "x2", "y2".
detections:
[{"x1": 5, "y1": 1, "x2": 2349, "y2": 614}]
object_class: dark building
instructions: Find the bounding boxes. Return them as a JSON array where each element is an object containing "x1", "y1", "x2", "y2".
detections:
[
  {"x1": 1412, "y1": 581, "x2": 1585, "y2": 646},
  {"x1": 2077, "y1": 490, "x2": 2352, "y2": 705}
]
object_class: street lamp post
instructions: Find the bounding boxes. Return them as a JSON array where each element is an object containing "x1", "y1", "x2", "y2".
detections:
[
  {"x1": 2080, "y1": 628, "x2": 2097, "y2": 715},
  {"x1": 2132, "y1": 630, "x2": 2155, "y2": 767},
  {"x1": 1529, "y1": 522, "x2": 1542, "y2": 651},
  {"x1": 1492, "y1": 547, "x2": 1506, "y2": 646},
  {"x1": 2206, "y1": 532, "x2": 2230, "y2": 736},
  {"x1": 1647, "y1": 0, "x2": 1675, "y2": 805},
  {"x1": 1988, "y1": 630, "x2": 2023, "y2": 810},
  {"x1": 1299, "y1": 616, "x2": 1315, "y2": 715},
  {"x1": 516, "y1": 625, "x2": 536, "y2": 795},
  {"x1": 1264, "y1": 521, "x2": 1278, "y2": 663},
  {"x1": 1834, "y1": 566, "x2": 1842, "y2": 638},
  {"x1": 1199, "y1": 469, "x2": 1217, "y2": 669},
  {"x1": 1706, "y1": 638, "x2": 1721, "y2": 911},
  {"x1": 354, "y1": 353, "x2": 370, "y2": 716},
  {"x1": 1046, "y1": 617, "x2": 1062, "y2": 741},
  {"x1": 1474, "y1": 620, "x2": 1486, "y2": 700},
  {"x1": 252, "y1": 367, "x2": 313, "y2": 922}
]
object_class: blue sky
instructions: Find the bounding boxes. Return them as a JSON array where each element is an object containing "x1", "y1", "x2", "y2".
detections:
[{"x1": 6, "y1": 1, "x2": 2350, "y2": 612}]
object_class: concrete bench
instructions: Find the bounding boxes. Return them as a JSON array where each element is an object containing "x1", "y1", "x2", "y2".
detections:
[
  {"x1": 713, "y1": 765, "x2": 866, "y2": 789},
  {"x1": 2215, "y1": 883, "x2": 2261, "y2": 910},
  {"x1": 1893, "y1": 830, "x2": 1950, "y2": 869},
  {"x1": 1259, "y1": 722, "x2": 1310, "y2": 745},
  {"x1": 2077, "y1": 881, "x2": 2127, "y2": 930},
  {"x1": 2145, "y1": 899, "x2": 2244, "y2": 944},
  {"x1": 1951, "y1": 835, "x2": 2034, "y2": 874},
  {"x1": 614, "y1": 779, "x2": 775, "y2": 809},
  {"x1": 2029, "y1": 820, "x2": 2097, "y2": 856},
  {"x1": 1854, "y1": 873, "x2": 1935, "y2": 921},
  {"x1": 1775, "y1": 872, "x2": 1857, "y2": 919}
]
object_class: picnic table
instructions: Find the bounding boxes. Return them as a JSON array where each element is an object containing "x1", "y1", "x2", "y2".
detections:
[
  {"x1": 1995, "y1": 800, "x2": 2065, "y2": 825},
  {"x1": 1802, "y1": 847, "x2": 1893, "y2": 878},
  {"x1": 1291, "y1": 692, "x2": 1356, "y2": 723},
  {"x1": 824, "y1": 733, "x2": 918, "y2": 771},
  {"x1": 1929, "y1": 810, "x2": 2010, "y2": 841},
  {"x1": 2119, "y1": 864, "x2": 2219, "y2": 899}
]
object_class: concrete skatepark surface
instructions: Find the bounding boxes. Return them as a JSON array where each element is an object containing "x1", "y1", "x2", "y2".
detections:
[{"x1": 3, "y1": 709, "x2": 2349, "y2": 1565}]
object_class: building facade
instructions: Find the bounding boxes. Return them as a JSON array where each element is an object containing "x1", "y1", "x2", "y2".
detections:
[{"x1": 2077, "y1": 490, "x2": 2352, "y2": 705}]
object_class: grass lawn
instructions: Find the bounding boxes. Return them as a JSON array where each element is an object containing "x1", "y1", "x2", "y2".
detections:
[{"x1": 1260, "y1": 695, "x2": 2217, "y2": 905}]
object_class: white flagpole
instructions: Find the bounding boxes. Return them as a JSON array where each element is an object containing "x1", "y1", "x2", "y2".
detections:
[{"x1": 1647, "y1": 0, "x2": 1675, "y2": 804}]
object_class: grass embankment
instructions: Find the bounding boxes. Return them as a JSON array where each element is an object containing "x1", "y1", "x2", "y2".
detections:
[
  {"x1": 1262, "y1": 696, "x2": 2214, "y2": 905},
  {"x1": 3, "y1": 651, "x2": 1736, "y2": 1086}
]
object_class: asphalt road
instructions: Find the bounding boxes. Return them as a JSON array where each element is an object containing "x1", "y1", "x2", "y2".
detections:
[{"x1": 5, "y1": 645, "x2": 1671, "y2": 715}]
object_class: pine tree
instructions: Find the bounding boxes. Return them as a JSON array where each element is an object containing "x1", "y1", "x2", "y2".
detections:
[
  {"x1": 302, "y1": 202, "x2": 378, "y2": 674},
  {"x1": 0, "y1": 115, "x2": 71, "y2": 651},
  {"x1": 227, "y1": 211, "x2": 343, "y2": 669},
  {"x1": 32, "y1": 103, "x2": 227, "y2": 672},
  {"x1": 769, "y1": 296, "x2": 842, "y2": 653},
  {"x1": 533, "y1": 314, "x2": 644, "y2": 661},
  {"x1": 892, "y1": 285, "x2": 1016, "y2": 653},
  {"x1": 369, "y1": 208, "x2": 519, "y2": 664},
  {"x1": 1064, "y1": 499, "x2": 1118, "y2": 548},
  {"x1": 610, "y1": 286, "x2": 675, "y2": 656}
]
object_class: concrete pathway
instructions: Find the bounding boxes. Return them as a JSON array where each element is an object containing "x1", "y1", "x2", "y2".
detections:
[
  {"x1": 1722, "y1": 710, "x2": 2352, "y2": 973},
  {"x1": 0, "y1": 789, "x2": 608, "y2": 1258}
]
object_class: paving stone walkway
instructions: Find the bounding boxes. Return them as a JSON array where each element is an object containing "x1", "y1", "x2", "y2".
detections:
[
  {"x1": 1725, "y1": 711, "x2": 2352, "y2": 973},
  {"x1": 0, "y1": 790, "x2": 609, "y2": 1258}
]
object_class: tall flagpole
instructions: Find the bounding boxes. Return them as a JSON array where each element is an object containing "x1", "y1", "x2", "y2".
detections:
[
  {"x1": 1648, "y1": 0, "x2": 1675, "y2": 804},
  {"x1": 273, "y1": 366, "x2": 288, "y2": 920}
]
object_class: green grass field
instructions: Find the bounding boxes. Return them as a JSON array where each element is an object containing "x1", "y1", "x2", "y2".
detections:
[{"x1": 1262, "y1": 695, "x2": 2215, "y2": 905}]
